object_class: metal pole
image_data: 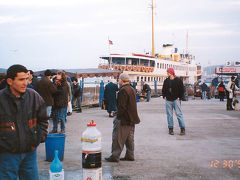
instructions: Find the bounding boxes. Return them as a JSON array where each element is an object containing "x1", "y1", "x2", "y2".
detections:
[
  {"x1": 151, "y1": 0, "x2": 155, "y2": 56},
  {"x1": 80, "y1": 78, "x2": 84, "y2": 104},
  {"x1": 99, "y1": 80, "x2": 104, "y2": 105},
  {"x1": 154, "y1": 80, "x2": 157, "y2": 96}
]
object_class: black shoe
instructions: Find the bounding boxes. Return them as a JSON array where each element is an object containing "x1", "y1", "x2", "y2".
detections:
[
  {"x1": 120, "y1": 157, "x2": 134, "y2": 161},
  {"x1": 169, "y1": 127, "x2": 174, "y2": 135},
  {"x1": 105, "y1": 157, "x2": 119, "y2": 162},
  {"x1": 180, "y1": 128, "x2": 185, "y2": 135}
]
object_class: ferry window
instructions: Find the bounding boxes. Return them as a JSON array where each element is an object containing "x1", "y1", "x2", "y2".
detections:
[
  {"x1": 150, "y1": 61, "x2": 155, "y2": 67},
  {"x1": 151, "y1": 77, "x2": 153, "y2": 81},
  {"x1": 164, "y1": 64, "x2": 166, "y2": 69},
  {"x1": 157, "y1": 63, "x2": 159, "y2": 68},
  {"x1": 127, "y1": 58, "x2": 138, "y2": 65},
  {"x1": 141, "y1": 77, "x2": 143, "y2": 81},
  {"x1": 144, "y1": 77, "x2": 147, "y2": 81},
  {"x1": 127, "y1": 59, "x2": 132, "y2": 65},
  {"x1": 137, "y1": 77, "x2": 139, "y2": 82},
  {"x1": 140, "y1": 59, "x2": 149, "y2": 66},
  {"x1": 112, "y1": 57, "x2": 125, "y2": 65},
  {"x1": 148, "y1": 77, "x2": 150, "y2": 81}
]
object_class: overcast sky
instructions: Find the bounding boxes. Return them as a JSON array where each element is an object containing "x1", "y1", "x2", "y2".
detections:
[{"x1": 0, "y1": 0, "x2": 240, "y2": 70}]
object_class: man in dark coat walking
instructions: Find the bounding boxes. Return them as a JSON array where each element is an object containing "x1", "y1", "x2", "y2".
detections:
[
  {"x1": 201, "y1": 82, "x2": 208, "y2": 100},
  {"x1": 72, "y1": 78, "x2": 82, "y2": 113},
  {"x1": 105, "y1": 73, "x2": 140, "y2": 162},
  {"x1": 35, "y1": 69, "x2": 57, "y2": 117},
  {"x1": 104, "y1": 80, "x2": 118, "y2": 117}
]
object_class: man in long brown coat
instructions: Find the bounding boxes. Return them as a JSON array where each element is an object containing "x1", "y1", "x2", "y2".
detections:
[{"x1": 105, "y1": 73, "x2": 140, "y2": 162}]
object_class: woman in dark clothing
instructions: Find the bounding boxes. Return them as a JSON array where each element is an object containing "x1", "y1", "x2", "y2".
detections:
[
  {"x1": 217, "y1": 80, "x2": 225, "y2": 101},
  {"x1": 50, "y1": 71, "x2": 69, "y2": 134},
  {"x1": 104, "y1": 81, "x2": 118, "y2": 117}
]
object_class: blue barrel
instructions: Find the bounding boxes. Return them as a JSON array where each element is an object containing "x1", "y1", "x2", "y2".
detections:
[{"x1": 45, "y1": 134, "x2": 66, "y2": 162}]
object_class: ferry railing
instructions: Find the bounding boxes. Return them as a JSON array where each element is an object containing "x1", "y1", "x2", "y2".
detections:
[{"x1": 79, "y1": 80, "x2": 165, "y2": 107}]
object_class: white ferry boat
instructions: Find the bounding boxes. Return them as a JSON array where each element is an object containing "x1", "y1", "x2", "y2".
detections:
[
  {"x1": 98, "y1": 0, "x2": 201, "y2": 87},
  {"x1": 98, "y1": 44, "x2": 199, "y2": 85}
]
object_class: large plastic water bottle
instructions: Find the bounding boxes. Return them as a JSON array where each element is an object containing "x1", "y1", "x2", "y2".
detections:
[
  {"x1": 81, "y1": 120, "x2": 102, "y2": 180},
  {"x1": 49, "y1": 150, "x2": 64, "y2": 180}
]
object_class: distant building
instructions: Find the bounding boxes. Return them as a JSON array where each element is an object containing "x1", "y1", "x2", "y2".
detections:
[{"x1": 0, "y1": 68, "x2": 7, "y2": 76}]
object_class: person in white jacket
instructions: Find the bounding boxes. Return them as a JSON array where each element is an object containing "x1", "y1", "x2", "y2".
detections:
[{"x1": 226, "y1": 76, "x2": 239, "y2": 110}]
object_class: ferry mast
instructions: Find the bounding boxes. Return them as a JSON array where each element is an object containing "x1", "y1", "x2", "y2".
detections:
[{"x1": 151, "y1": 0, "x2": 155, "y2": 56}]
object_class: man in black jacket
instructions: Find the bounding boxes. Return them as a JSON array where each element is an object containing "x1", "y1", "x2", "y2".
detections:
[
  {"x1": 142, "y1": 81, "x2": 151, "y2": 102},
  {"x1": 0, "y1": 64, "x2": 48, "y2": 179},
  {"x1": 162, "y1": 68, "x2": 185, "y2": 135},
  {"x1": 72, "y1": 78, "x2": 82, "y2": 113}
]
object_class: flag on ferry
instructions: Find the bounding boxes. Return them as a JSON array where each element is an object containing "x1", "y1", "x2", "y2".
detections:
[{"x1": 109, "y1": 40, "x2": 113, "y2": 45}]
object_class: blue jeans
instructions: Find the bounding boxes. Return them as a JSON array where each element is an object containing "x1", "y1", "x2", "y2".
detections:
[
  {"x1": 146, "y1": 91, "x2": 151, "y2": 102},
  {"x1": 52, "y1": 108, "x2": 67, "y2": 131},
  {"x1": 46, "y1": 106, "x2": 52, "y2": 117},
  {"x1": 0, "y1": 150, "x2": 39, "y2": 180},
  {"x1": 202, "y1": 91, "x2": 206, "y2": 100},
  {"x1": 46, "y1": 106, "x2": 52, "y2": 133},
  {"x1": 165, "y1": 100, "x2": 185, "y2": 128}
]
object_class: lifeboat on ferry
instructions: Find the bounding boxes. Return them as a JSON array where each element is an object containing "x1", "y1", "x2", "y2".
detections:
[
  {"x1": 132, "y1": 66, "x2": 137, "y2": 72},
  {"x1": 113, "y1": 65, "x2": 119, "y2": 71},
  {"x1": 126, "y1": 65, "x2": 132, "y2": 71},
  {"x1": 120, "y1": 65, "x2": 126, "y2": 71},
  {"x1": 145, "y1": 67, "x2": 150, "y2": 73}
]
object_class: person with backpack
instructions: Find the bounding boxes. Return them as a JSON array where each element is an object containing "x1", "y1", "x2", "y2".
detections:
[{"x1": 217, "y1": 80, "x2": 225, "y2": 101}]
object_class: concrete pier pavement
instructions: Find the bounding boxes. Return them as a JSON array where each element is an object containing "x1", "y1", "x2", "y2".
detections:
[{"x1": 38, "y1": 97, "x2": 240, "y2": 180}]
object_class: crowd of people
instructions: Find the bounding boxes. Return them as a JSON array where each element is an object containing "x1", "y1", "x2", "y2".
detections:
[
  {"x1": 0, "y1": 64, "x2": 86, "y2": 179},
  {"x1": 199, "y1": 76, "x2": 240, "y2": 110},
  {"x1": 0, "y1": 66, "x2": 83, "y2": 135}
]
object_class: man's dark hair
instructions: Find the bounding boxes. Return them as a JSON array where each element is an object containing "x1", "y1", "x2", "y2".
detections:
[
  {"x1": 231, "y1": 76, "x2": 235, "y2": 81},
  {"x1": 7, "y1": 64, "x2": 28, "y2": 80},
  {"x1": 51, "y1": 72, "x2": 57, "y2": 76},
  {"x1": 28, "y1": 70, "x2": 34, "y2": 75},
  {"x1": 44, "y1": 69, "x2": 52, "y2": 76},
  {"x1": 73, "y1": 78, "x2": 78, "y2": 82}
]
